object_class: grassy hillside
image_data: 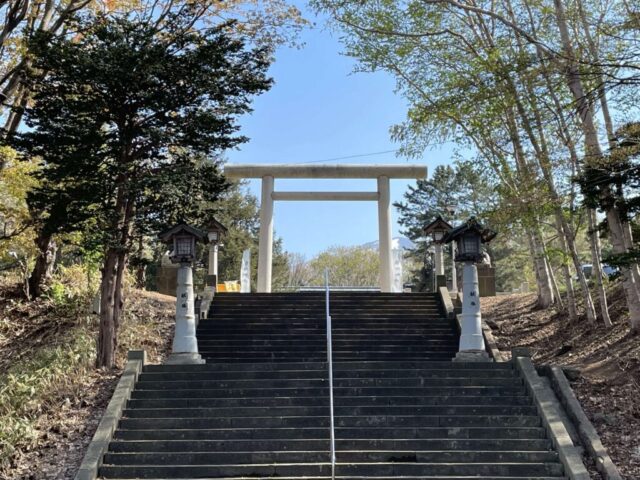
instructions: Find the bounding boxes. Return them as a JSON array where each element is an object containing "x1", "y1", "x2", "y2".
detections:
[{"x1": 0, "y1": 276, "x2": 174, "y2": 479}]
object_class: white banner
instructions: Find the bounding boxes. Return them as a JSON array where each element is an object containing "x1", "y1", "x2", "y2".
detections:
[
  {"x1": 392, "y1": 248, "x2": 404, "y2": 293},
  {"x1": 240, "y1": 249, "x2": 251, "y2": 293}
]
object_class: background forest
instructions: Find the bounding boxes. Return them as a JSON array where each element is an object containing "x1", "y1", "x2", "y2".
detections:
[{"x1": 312, "y1": 0, "x2": 640, "y2": 334}]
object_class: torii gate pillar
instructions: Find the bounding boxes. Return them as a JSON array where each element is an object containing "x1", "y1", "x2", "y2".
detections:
[
  {"x1": 377, "y1": 176, "x2": 393, "y2": 292},
  {"x1": 257, "y1": 175, "x2": 274, "y2": 293},
  {"x1": 224, "y1": 164, "x2": 428, "y2": 293}
]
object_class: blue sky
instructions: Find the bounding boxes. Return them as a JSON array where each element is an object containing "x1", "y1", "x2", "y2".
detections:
[{"x1": 226, "y1": 3, "x2": 456, "y2": 257}]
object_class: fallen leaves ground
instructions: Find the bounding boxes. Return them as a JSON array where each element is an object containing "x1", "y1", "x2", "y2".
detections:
[
  {"x1": 482, "y1": 291, "x2": 640, "y2": 479},
  {"x1": 0, "y1": 283, "x2": 174, "y2": 480}
]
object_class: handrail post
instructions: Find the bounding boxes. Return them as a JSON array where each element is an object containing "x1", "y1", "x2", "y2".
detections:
[{"x1": 325, "y1": 269, "x2": 336, "y2": 480}]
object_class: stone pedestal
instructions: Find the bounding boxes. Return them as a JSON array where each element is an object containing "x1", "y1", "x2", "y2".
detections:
[
  {"x1": 166, "y1": 352, "x2": 205, "y2": 364},
  {"x1": 457, "y1": 262, "x2": 490, "y2": 361},
  {"x1": 167, "y1": 263, "x2": 204, "y2": 365},
  {"x1": 477, "y1": 264, "x2": 497, "y2": 297},
  {"x1": 454, "y1": 350, "x2": 491, "y2": 362}
]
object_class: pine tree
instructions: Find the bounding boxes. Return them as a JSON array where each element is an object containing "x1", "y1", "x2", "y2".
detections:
[{"x1": 9, "y1": 11, "x2": 272, "y2": 366}]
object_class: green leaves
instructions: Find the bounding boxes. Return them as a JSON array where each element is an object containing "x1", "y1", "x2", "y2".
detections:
[{"x1": 10, "y1": 10, "x2": 272, "y2": 251}]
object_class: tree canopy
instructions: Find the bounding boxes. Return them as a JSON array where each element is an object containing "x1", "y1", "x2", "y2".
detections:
[{"x1": 7, "y1": 9, "x2": 273, "y2": 366}]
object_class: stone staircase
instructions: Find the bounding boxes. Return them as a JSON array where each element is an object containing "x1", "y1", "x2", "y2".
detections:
[{"x1": 98, "y1": 292, "x2": 567, "y2": 479}]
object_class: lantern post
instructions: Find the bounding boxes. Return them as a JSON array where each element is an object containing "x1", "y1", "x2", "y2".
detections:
[
  {"x1": 443, "y1": 217, "x2": 496, "y2": 361},
  {"x1": 201, "y1": 218, "x2": 228, "y2": 319},
  {"x1": 423, "y1": 216, "x2": 452, "y2": 290},
  {"x1": 159, "y1": 223, "x2": 207, "y2": 364},
  {"x1": 205, "y1": 218, "x2": 228, "y2": 286},
  {"x1": 445, "y1": 205, "x2": 458, "y2": 292}
]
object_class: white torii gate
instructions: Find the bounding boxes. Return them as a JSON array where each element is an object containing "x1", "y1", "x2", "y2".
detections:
[{"x1": 224, "y1": 164, "x2": 428, "y2": 292}]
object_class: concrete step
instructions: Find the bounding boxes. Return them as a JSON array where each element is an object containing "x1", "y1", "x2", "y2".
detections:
[
  {"x1": 200, "y1": 354, "x2": 479, "y2": 363},
  {"x1": 205, "y1": 312, "x2": 450, "y2": 316},
  {"x1": 137, "y1": 368, "x2": 517, "y2": 381},
  {"x1": 108, "y1": 438, "x2": 552, "y2": 452},
  {"x1": 195, "y1": 333, "x2": 458, "y2": 339},
  {"x1": 113, "y1": 426, "x2": 549, "y2": 441},
  {"x1": 98, "y1": 477, "x2": 567, "y2": 480},
  {"x1": 127, "y1": 395, "x2": 532, "y2": 409},
  {"x1": 130, "y1": 386, "x2": 528, "y2": 399},
  {"x1": 196, "y1": 341, "x2": 459, "y2": 349},
  {"x1": 199, "y1": 321, "x2": 450, "y2": 326},
  {"x1": 119, "y1": 414, "x2": 540, "y2": 429},
  {"x1": 99, "y1": 462, "x2": 565, "y2": 478},
  {"x1": 103, "y1": 450, "x2": 559, "y2": 465},
  {"x1": 196, "y1": 355, "x2": 459, "y2": 362},
  {"x1": 196, "y1": 347, "x2": 459, "y2": 356},
  {"x1": 134, "y1": 377, "x2": 522, "y2": 390},
  {"x1": 142, "y1": 361, "x2": 516, "y2": 372},
  {"x1": 196, "y1": 329, "x2": 456, "y2": 336},
  {"x1": 123, "y1": 405, "x2": 538, "y2": 419}
]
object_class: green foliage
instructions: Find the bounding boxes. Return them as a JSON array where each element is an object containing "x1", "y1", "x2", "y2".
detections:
[
  {"x1": 0, "y1": 146, "x2": 39, "y2": 263},
  {"x1": 0, "y1": 263, "x2": 175, "y2": 472},
  {"x1": 12, "y1": 11, "x2": 272, "y2": 246},
  {"x1": 46, "y1": 281, "x2": 66, "y2": 306},
  {"x1": 308, "y1": 246, "x2": 380, "y2": 287},
  {"x1": 0, "y1": 327, "x2": 95, "y2": 470},
  {"x1": 577, "y1": 122, "x2": 640, "y2": 269},
  {"x1": 5, "y1": 9, "x2": 273, "y2": 364},
  {"x1": 394, "y1": 162, "x2": 498, "y2": 288},
  {"x1": 213, "y1": 182, "x2": 261, "y2": 284},
  {"x1": 203, "y1": 182, "x2": 290, "y2": 291},
  {"x1": 44, "y1": 264, "x2": 98, "y2": 310}
]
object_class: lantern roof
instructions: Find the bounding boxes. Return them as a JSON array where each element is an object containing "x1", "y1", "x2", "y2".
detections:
[
  {"x1": 423, "y1": 215, "x2": 453, "y2": 235},
  {"x1": 205, "y1": 217, "x2": 228, "y2": 235},
  {"x1": 158, "y1": 223, "x2": 207, "y2": 243},
  {"x1": 442, "y1": 217, "x2": 497, "y2": 244}
]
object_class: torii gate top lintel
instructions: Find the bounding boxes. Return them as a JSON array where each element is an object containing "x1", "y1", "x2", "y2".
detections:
[
  {"x1": 223, "y1": 163, "x2": 428, "y2": 293},
  {"x1": 224, "y1": 163, "x2": 428, "y2": 179}
]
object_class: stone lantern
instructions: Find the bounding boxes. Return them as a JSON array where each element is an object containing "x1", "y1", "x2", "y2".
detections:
[
  {"x1": 423, "y1": 215, "x2": 452, "y2": 289},
  {"x1": 200, "y1": 218, "x2": 228, "y2": 319},
  {"x1": 443, "y1": 217, "x2": 496, "y2": 361},
  {"x1": 159, "y1": 223, "x2": 207, "y2": 364},
  {"x1": 444, "y1": 205, "x2": 458, "y2": 292},
  {"x1": 205, "y1": 218, "x2": 228, "y2": 287}
]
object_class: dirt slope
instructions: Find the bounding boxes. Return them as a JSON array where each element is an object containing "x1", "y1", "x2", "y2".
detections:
[
  {"x1": 0, "y1": 283, "x2": 174, "y2": 479},
  {"x1": 482, "y1": 292, "x2": 640, "y2": 479}
]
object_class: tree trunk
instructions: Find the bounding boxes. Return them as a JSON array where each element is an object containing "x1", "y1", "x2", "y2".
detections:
[
  {"x1": 554, "y1": 214, "x2": 577, "y2": 321},
  {"x1": 587, "y1": 209, "x2": 612, "y2": 327},
  {"x1": 524, "y1": 31, "x2": 599, "y2": 323},
  {"x1": 113, "y1": 250, "x2": 127, "y2": 336},
  {"x1": 97, "y1": 249, "x2": 118, "y2": 368},
  {"x1": 547, "y1": 256, "x2": 564, "y2": 312},
  {"x1": 552, "y1": 0, "x2": 640, "y2": 331},
  {"x1": 28, "y1": 233, "x2": 57, "y2": 299},
  {"x1": 528, "y1": 230, "x2": 555, "y2": 308},
  {"x1": 607, "y1": 208, "x2": 640, "y2": 333},
  {"x1": 621, "y1": 223, "x2": 640, "y2": 298},
  {"x1": 3, "y1": 85, "x2": 28, "y2": 135},
  {"x1": 135, "y1": 264, "x2": 146, "y2": 289}
]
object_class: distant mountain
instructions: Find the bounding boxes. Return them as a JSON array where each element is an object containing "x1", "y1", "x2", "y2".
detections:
[{"x1": 362, "y1": 236, "x2": 415, "y2": 251}]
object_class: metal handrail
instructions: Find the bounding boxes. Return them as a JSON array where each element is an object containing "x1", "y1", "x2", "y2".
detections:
[{"x1": 324, "y1": 269, "x2": 336, "y2": 480}]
